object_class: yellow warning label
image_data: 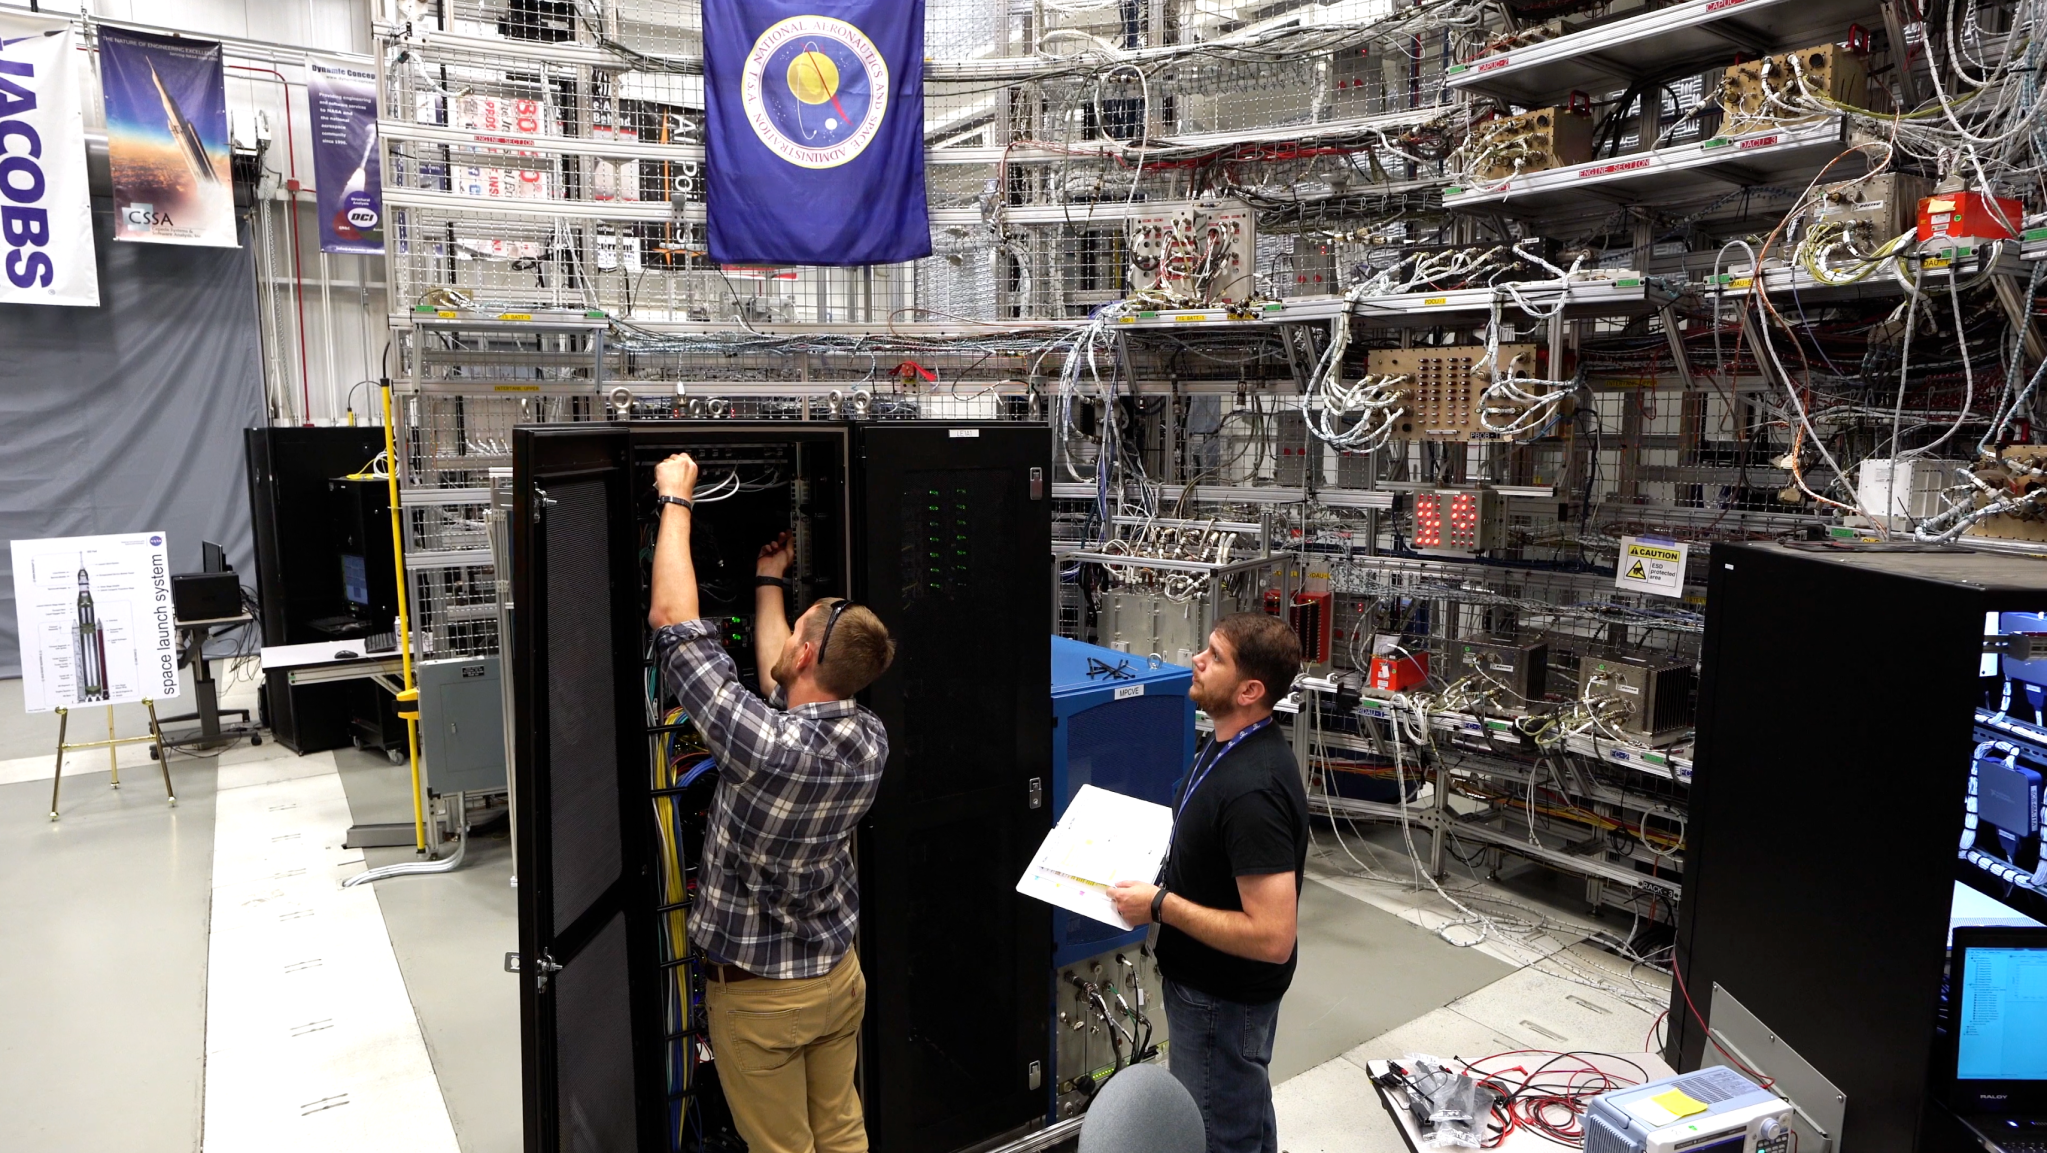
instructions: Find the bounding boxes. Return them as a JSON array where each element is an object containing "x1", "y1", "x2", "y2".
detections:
[
  {"x1": 1626, "y1": 559, "x2": 1647, "y2": 580},
  {"x1": 1627, "y1": 544, "x2": 1682, "y2": 562}
]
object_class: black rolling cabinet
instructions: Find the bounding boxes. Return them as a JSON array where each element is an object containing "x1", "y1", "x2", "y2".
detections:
[
  {"x1": 507, "y1": 421, "x2": 1053, "y2": 1153},
  {"x1": 1669, "y1": 543, "x2": 2047, "y2": 1153}
]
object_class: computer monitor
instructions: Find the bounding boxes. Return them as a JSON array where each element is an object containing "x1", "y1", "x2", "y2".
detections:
[
  {"x1": 340, "y1": 553, "x2": 370, "y2": 608},
  {"x1": 202, "y1": 539, "x2": 229, "y2": 574},
  {"x1": 1949, "y1": 927, "x2": 2047, "y2": 1113}
]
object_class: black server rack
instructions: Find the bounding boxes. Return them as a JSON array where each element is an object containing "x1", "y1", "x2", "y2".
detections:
[
  {"x1": 509, "y1": 421, "x2": 1053, "y2": 1153},
  {"x1": 246, "y1": 426, "x2": 389, "y2": 753},
  {"x1": 244, "y1": 426, "x2": 388, "y2": 644},
  {"x1": 1670, "y1": 543, "x2": 2047, "y2": 1153}
]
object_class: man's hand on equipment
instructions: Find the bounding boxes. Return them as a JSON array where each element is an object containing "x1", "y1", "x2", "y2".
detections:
[
  {"x1": 757, "y1": 531, "x2": 795, "y2": 578},
  {"x1": 1109, "y1": 880, "x2": 1160, "y2": 926},
  {"x1": 656, "y1": 453, "x2": 699, "y2": 502}
]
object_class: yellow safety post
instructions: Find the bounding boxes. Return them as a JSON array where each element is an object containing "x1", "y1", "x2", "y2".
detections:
[{"x1": 378, "y1": 377, "x2": 428, "y2": 854}]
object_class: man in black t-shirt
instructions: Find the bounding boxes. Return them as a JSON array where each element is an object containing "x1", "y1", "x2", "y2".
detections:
[{"x1": 1110, "y1": 612, "x2": 1307, "y2": 1153}]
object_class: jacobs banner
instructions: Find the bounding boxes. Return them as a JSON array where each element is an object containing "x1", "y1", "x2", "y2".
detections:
[
  {"x1": 0, "y1": 16, "x2": 100, "y2": 307},
  {"x1": 309, "y1": 59, "x2": 383, "y2": 254},
  {"x1": 99, "y1": 27, "x2": 237, "y2": 247},
  {"x1": 702, "y1": 0, "x2": 931, "y2": 265}
]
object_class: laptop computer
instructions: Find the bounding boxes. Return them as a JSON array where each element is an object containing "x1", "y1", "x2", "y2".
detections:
[{"x1": 1948, "y1": 927, "x2": 2047, "y2": 1152}]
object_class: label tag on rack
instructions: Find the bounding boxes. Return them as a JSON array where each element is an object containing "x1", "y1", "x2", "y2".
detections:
[{"x1": 1616, "y1": 536, "x2": 1687, "y2": 598}]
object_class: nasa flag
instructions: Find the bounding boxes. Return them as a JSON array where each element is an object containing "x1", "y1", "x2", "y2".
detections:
[
  {"x1": 703, "y1": 0, "x2": 931, "y2": 266},
  {"x1": 0, "y1": 16, "x2": 100, "y2": 307}
]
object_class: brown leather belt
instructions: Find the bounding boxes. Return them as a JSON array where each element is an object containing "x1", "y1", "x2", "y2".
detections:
[{"x1": 707, "y1": 962, "x2": 760, "y2": 983}]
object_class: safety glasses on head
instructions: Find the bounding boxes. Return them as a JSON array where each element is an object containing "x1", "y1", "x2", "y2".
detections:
[{"x1": 818, "y1": 598, "x2": 859, "y2": 663}]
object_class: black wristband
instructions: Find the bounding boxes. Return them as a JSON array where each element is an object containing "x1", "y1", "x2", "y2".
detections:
[
  {"x1": 1150, "y1": 887, "x2": 1170, "y2": 926},
  {"x1": 754, "y1": 576, "x2": 792, "y2": 593},
  {"x1": 657, "y1": 494, "x2": 694, "y2": 512}
]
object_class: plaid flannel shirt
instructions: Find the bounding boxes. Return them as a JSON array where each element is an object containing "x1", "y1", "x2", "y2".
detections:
[{"x1": 654, "y1": 618, "x2": 888, "y2": 979}]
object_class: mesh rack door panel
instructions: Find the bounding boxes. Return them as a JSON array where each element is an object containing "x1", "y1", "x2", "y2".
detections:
[
  {"x1": 544, "y1": 477, "x2": 623, "y2": 935},
  {"x1": 896, "y1": 468, "x2": 1017, "y2": 800},
  {"x1": 553, "y1": 911, "x2": 636, "y2": 1153}
]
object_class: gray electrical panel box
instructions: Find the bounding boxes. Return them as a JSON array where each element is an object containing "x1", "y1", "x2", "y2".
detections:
[{"x1": 417, "y1": 655, "x2": 507, "y2": 794}]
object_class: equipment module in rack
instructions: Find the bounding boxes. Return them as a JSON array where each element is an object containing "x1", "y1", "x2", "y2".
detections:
[
  {"x1": 1719, "y1": 41, "x2": 1867, "y2": 136},
  {"x1": 1584, "y1": 1066, "x2": 1791, "y2": 1153},
  {"x1": 1466, "y1": 101, "x2": 1593, "y2": 181}
]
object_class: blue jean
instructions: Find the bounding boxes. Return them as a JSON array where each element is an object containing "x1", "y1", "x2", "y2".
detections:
[{"x1": 1161, "y1": 977, "x2": 1281, "y2": 1153}]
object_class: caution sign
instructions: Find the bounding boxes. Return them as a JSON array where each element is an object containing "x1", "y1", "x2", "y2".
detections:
[{"x1": 1615, "y1": 536, "x2": 1688, "y2": 598}]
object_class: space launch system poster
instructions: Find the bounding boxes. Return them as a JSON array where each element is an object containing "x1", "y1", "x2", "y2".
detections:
[
  {"x1": 9, "y1": 533, "x2": 180, "y2": 712},
  {"x1": 99, "y1": 28, "x2": 237, "y2": 248}
]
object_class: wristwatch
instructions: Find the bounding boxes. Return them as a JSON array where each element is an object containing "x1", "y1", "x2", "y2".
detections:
[
  {"x1": 754, "y1": 576, "x2": 793, "y2": 593},
  {"x1": 656, "y1": 495, "x2": 694, "y2": 512},
  {"x1": 1150, "y1": 886, "x2": 1170, "y2": 926}
]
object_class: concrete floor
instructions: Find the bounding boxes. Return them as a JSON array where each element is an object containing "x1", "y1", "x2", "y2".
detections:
[{"x1": 0, "y1": 672, "x2": 1673, "y2": 1153}]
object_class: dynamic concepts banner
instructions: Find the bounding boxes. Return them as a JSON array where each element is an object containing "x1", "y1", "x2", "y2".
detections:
[
  {"x1": 0, "y1": 16, "x2": 100, "y2": 306},
  {"x1": 309, "y1": 58, "x2": 383, "y2": 254},
  {"x1": 702, "y1": 0, "x2": 932, "y2": 265},
  {"x1": 9, "y1": 533, "x2": 180, "y2": 712},
  {"x1": 99, "y1": 27, "x2": 237, "y2": 247}
]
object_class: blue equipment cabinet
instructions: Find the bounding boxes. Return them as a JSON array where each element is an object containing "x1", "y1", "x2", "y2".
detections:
[{"x1": 1049, "y1": 636, "x2": 1197, "y2": 967}]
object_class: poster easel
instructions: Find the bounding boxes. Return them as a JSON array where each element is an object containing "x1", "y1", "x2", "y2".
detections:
[{"x1": 49, "y1": 701, "x2": 173, "y2": 820}]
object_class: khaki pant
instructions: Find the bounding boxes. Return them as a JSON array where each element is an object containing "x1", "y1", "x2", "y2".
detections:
[{"x1": 705, "y1": 951, "x2": 868, "y2": 1153}]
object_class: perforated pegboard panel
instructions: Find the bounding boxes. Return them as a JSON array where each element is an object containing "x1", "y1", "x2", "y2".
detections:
[{"x1": 544, "y1": 478, "x2": 624, "y2": 936}]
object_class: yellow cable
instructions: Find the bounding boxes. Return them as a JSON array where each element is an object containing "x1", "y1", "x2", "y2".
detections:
[{"x1": 378, "y1": 380, "x2": 426, "y2": 853}]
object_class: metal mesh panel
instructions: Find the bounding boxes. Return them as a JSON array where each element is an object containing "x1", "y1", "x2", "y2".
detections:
[
  {"x1": 553, "y1": 910, "x2": 638, "y2": 1153},
  {"x1": 379, "y1": 0, "x2": 1466, "y2": 321},
  {"x1": 546, "y1": 477, "x2": 624, "y2": 935}
]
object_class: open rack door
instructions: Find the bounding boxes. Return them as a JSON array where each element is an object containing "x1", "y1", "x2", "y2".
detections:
[
  {"x1": 510, "y1": 425, "x2": 663, "y2": 1153},
  {"x1": 853, "y1": 421, "x2": 1054, "y2": 1153}
]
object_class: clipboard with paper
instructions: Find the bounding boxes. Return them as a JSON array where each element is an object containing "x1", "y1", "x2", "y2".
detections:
[{"x1": 1015, "y1": 784, "x2": 1176, "y2": 929}]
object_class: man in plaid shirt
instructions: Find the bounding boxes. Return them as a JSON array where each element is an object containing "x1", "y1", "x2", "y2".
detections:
[{"x1": 647, "y1": 452, "x2": 895, "y2": 1153}]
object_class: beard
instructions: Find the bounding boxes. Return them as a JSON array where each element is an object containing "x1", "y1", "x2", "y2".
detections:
[
  {"x1": 1189, "y1": 675, "x2": 1230, "y2": 715},
  {"x1": 770, "y1": 648, "x2": 798, "y2": 692}
]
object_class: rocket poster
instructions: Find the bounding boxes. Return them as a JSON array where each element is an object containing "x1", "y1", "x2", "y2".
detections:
[
  {"x1": 98, "y1": 28, "x2": 237, "y2": 248},
  {"x1": 309, "y1": 58, "x2": 382, "y2": 254},
  {"x1": 9, "y1": 533, "x2": 181, "y2": 712}
]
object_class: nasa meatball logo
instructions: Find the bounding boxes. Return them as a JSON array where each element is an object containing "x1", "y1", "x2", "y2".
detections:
[{"x1": 740, "y1": 16, "x2": 889, "y2": 170}]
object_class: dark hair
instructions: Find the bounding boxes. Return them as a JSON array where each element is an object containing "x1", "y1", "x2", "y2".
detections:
[
  {"x1": 1212, "y1": 612, "x2": 1302, "y2": 710},
  {"x1": 801, "y1": 598, "x2": 896, "y2": 697}
]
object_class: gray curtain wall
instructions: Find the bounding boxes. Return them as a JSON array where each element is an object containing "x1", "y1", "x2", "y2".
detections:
[{"x1": 0, "y1": 150, "x2": 266, "y2": 677}]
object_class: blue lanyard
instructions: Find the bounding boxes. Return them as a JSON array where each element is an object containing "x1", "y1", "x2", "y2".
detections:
[{"x1": 1175, "y1": 717, "x2": 1273, "y2": 819}]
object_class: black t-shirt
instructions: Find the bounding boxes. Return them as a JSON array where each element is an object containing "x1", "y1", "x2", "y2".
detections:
[{"x1": 1156, "y1": 720, "x2": 1310, "y2": 1005}]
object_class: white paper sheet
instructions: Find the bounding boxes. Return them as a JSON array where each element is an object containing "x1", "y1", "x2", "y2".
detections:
[{"x1": 1016, "y1": 784, "x2": 1176, "y2": 929}]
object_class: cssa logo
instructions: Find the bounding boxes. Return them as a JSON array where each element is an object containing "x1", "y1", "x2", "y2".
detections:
[
  {"x1": 125, "y1": 204, "x2": 174, "y2": 230},
  {"x1": 0, "y1": 57, "x2": 56, "y2": 289}
]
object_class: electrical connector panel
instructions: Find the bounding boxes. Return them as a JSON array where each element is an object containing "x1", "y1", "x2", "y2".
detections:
[
  {"x1": 1366, "y1": 345, "x2": 1539, "y2": 441},
  {"x1": 1466, "y1": 104, "x2": 1592, "y2": 183},
  {"x1": 1720, "y1": 42, "x2": 1867, "y2": 136},
  {"x1": 1053, "y1": 945, "x2": 1169, "y2": 1121},
  {"x1": 1125, "y1": 199, "x2": 1257, "y2": 305}
]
